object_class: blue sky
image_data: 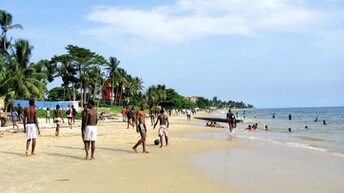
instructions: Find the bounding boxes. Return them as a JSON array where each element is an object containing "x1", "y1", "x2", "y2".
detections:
[{"x1": 1, "y1": 0, "x2": 343, "y2": 108}]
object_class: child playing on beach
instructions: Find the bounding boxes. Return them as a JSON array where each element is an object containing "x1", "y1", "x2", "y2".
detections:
[{"x1": 153, "y1": 109, "x2": 170, "y2": 148}]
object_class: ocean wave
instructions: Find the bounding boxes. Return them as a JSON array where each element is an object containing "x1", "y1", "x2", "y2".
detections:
[{"x1": 236, "y1": 135, "x2": 344, "y2": 158}]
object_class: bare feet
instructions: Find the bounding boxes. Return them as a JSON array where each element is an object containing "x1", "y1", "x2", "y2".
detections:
[
  {"x1": 160, "y1": 146, "x2": 163, "y2": 148},
  {"x1": 132, "y1": 147, "x2": 138, "y2": 153},
  {"x1": 31, "y1": 153, "x2": 36, "y2": 156},
  {"x1": 90, "y1": 157, "x2": 95, "y2": 160},
  {"x1": 143, "y1": 151, "x2": 150, "y2": 154},
  {"x1": 25, "y1": 150, "x2": 29, "y2": 156},
  {"x1": 84, "y1": 155, "x2": 89, "y2": 160}
]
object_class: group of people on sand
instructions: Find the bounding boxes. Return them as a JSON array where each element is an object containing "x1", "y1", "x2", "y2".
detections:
[{"x1": 21, "y1": 100, "x2": 170, "y2": 159}]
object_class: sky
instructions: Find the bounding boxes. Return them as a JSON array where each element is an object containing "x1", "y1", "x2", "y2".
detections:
[{"x1": 1, "y1": 0, "x2": 343, "y2": 108}]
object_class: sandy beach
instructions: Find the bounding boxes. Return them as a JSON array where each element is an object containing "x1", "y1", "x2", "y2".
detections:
[
  {"x1": 0, "y1": 113, "x2": 239, "y2": 193},
  {"x1": 1, "y1": 111, "x2": 343, "y2": 193}
]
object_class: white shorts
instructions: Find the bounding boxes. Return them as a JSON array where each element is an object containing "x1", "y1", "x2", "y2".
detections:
[
  {"x1": 26, "y1": 123, "x2": 37, "y2": 140},
  {"x1": 84, "y1": 125, "x2": 97, "y2": 141},
  {"x1": 54, "y1": 117, "x2": 62, "y2": 125},
  {"x1": 159, "y1": 125, "x2": 168, "y2": 137}
]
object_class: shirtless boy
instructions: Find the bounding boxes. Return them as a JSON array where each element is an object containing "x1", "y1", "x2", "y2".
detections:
[
  {"x1": 23, "y1": 99, "x2": 40, "y2": 156},
  {"x1": 84, "y1": 100, "x2": 97, "y2": 160},
  {"x1": 53, "y1": 105, "x2": 64, "y2": 136},
  {"x1": 132, "y1": 103, "x2": 149, "y2": 153},
  {"x1": 81, "y1": 103, "x2": 88, "y2": 146},
  {"x1": 153, "y1": 109, "x2": 169, "y2": 148}
]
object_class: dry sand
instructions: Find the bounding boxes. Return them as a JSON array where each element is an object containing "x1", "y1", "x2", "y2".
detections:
[{"x1": 0, "y1": 113, "x2": 240, "y2": 193}]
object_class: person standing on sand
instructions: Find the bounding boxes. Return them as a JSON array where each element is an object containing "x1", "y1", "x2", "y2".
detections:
[
  {"x1": 11, "y1": 108, "x2": 19, "y2": 129},
  {"x1": 226, "y1": 109, "x2": 236, "y2": 134},
  {"x1": 133, "y1": 103, "x2": 149, "y2": 153},
  {"x1": 84, "y1": 100, "x2": 97, "y2": 160},
  {"x1": 153, "y1": 108, "x2": 170, "y2": 148},
  {"x1": 23, "y1": 99, "x2": 40, "y2": 156},
  {"x1": 81, "y1": 103, "x2": 88, "y2": 147},
  {"x1": 149, "y1": 105, "x2": 155, "y2": 126},
  {"x1": 46, "y1": 107, "x2": 51, "y2": 124},
  {"x1": 126, "y1": 107, "x2": 135, "y2": 129},
  {"x1": 53, "y1": 105, "x2": 64, "y2": 136},
  {"x1": 66, "y1": 104, "x2": 73, "y2": 129},
  {"x1": 17, "y1": 103, "x2": 22, "y2": 123}
]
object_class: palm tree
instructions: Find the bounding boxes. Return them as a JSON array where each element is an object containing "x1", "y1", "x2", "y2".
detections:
[
  {"x1": 66, "y1": 45, "x2": 106, "y2": 105},
  {"x1": 1, "y1": 39, "x2": 46, "y2": 101},
  {"x1": 51, "y1": 54, "x2": 77, "y2": 101},
  {"x1": 88, "y1": 66, "x2": 105, "y2": 100},
  {"x1": 104, "y1": 57, "x2": 120, "y2": 106},
  {"x1": 0, "y1": 10, "x2": 23, "y2": 52},
  {"x1": 117, "y1": 68, "x2": 128, "y2": 106}
]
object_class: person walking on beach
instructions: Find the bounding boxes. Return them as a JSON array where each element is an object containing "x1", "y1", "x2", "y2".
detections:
[
  {"x1": 84, "y1": 100, "x2": 97, "y2": 160},
  {"x1": 133, "y1": 103, "x2": 149, "y2": 153},
  {"x1": 17, "y1": 103, "x2": 22, "y2": 123},
  {"x1": 149, "y1": 105, "x2": 155, "y2": 126},
  {"x1": 153, "y1": 109, "x2": 170, "y2": 148},
  {"x1": 72, "y1": 105, "x2": 77, "y2": 126},
  {"x1": 53, "y1": 105, "x2": 64, "y2": 136},
  {"x1": 66, "y1": 104, "x2": 73, "y2": 129},
  {"x1": 11, "y1": 108, "x2": 19, "y2": 129},
  {"x1": 126, "y1": 107, "x2": 135, "y2": 129},
  {"x1": 227, "y1": 109, "x2": 236, "y2": 134},
  {"x1": 23, "y1": 99, "x2": 40, "y2": 156}
]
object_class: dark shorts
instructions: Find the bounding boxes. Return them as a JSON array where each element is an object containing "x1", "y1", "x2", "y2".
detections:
[{"x1": 138, "y1": 124, "x2": 146, "y2": 133}]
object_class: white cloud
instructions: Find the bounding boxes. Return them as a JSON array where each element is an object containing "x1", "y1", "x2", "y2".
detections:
[{"x1": 85, "y1": 0, "x2": 323, "y2": 46}]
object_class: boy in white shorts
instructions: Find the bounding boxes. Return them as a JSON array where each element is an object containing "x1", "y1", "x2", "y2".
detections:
[
  {"x1": 84, "y1": 100, "x2": 97, "y2": 160},
  {"x1": 153, "y1": 109, "x2": 170, "y2": 148},
  {"x1": 23, "y1": 99, "x2": 40, "y2": 156}
]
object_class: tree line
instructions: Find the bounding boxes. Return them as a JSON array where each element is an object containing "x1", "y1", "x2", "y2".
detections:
[{"x1": 0, "y1": 10, "x2": 254, "y2": 111}]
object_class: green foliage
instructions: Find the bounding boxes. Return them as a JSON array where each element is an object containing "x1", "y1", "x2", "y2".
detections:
[{"x1": 46, "y1": 87, "x2": 64, "y2": 101}]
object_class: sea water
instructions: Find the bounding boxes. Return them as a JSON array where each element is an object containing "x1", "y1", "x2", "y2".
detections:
[
  {"x1": 190, "y1": 107, "x2": 344, "y2": 193},
  {"x1": 228, "y1": 106, "x2": 344, "y2": 156}
]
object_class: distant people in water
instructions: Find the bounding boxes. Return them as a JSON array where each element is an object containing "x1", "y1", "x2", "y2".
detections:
[
  {"x1": 245, "y1": 123, "x2": 258, "y2": 131},
  {"x1": 265, "y1": 125, "x2": 268, "y2": 131},
  {"x1": 288, "y1": 128, "x2": 292, "y2": 132},
  {"x1": 288, "y1": 114, "x2": 292, "y2": 120},
  {"x1": 272, "y1": 113, "x2": 276, "y2": 119},
  {"x1": 323, "y1": 120, "x2": 327, "y2": 125},
  {"x1": 314, "y1": 118, "x2": 318, "y2": 122},
  {"x1": 235, "y1": 112, "x2": 239, "y2": 118},
  {"x1": 205, "y1": 122, "x2": 224, "y2": 128},
  {"x1": 243, "y1": 111, "x2": 247, "y2": 119},
  {"x1": 305, "y1": 125, "x2": 308, "y2": 129}
]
